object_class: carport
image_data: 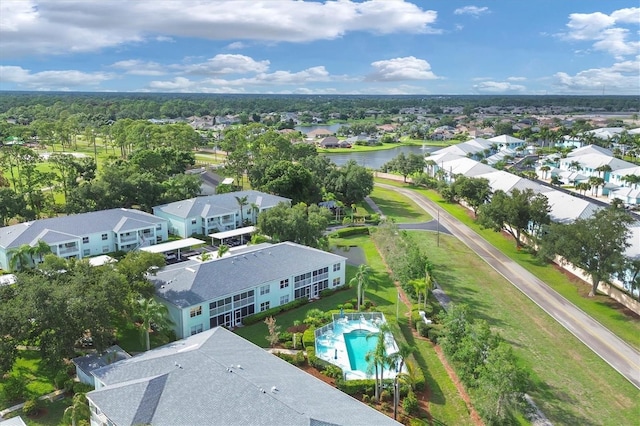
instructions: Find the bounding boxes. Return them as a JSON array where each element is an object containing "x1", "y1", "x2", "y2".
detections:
[{"x1": 209, "y1": 226, "x2": 256, "y2": 246}]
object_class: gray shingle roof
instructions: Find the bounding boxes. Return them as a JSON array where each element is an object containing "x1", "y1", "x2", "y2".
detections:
[
  {"x1": 87, "y1": 327, "x2": 399, "y2": 426},
  {"x1": 72, "y1": 345, "x2": 131, "y2": 377},
  {"x1": 154, "y1": 242, "x2": 346, "y2": 308},
  {"x1": 153, "y1": 190, "x2": 291, "y2": 219},
  {"x1": 0, "y1": 208, "x2": 166, "y2": 250}
]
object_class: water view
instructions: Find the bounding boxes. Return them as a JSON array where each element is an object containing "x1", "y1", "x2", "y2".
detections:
[{"x1": 323, "y1": 145, "x2": 438, "y2": 169}]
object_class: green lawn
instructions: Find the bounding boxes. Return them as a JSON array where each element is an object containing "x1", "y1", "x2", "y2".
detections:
[
  {"x1": 234, "y1": 234, "x2": 476, "y2": 425},
  {"x1": 5, "y1": 397, "x2": 72, "y2": 426},
  {"x1": 407, "y1": 229, "x2": 640, "y2": 426},
  {"x1": 0, "y1": 350, "x2": 56, "y2": 409},
  {"x1": 369, "y1": 186, "x2": 432, "y2": 223}
]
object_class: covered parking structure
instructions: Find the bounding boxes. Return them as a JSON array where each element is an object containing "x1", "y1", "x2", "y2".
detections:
[
  {"x1": 140, "y1": 237, "x2": 207, "y2": 261},
  {"x1": 209, "y1": 226, "x2": 256, "y2": 247}
]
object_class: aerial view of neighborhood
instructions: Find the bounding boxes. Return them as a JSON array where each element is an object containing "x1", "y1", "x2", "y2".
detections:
[{"x1": 0, "y1": 1, "x2": 639, "y2": 426}]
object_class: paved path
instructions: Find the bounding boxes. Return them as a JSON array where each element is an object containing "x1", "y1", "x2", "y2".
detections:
[{"x1": 376, "y1": 182, "x2": 640, "y2": 390}]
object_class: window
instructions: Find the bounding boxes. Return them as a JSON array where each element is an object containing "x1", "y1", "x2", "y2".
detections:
[
  {"x1": 156, "y1": 224, "x2": 162, "y2": 230},
  {"x1": 83, "y1": 249, "x2": 90, "y2": 256},
  {"x1": 333, "y1": 263, "x2": 341, "y2": 272},
  {"x1": 82, "y1": 236, "x2": 89, "y2": 244},
  {"x1": 190, "y1": 306, "x2": 202, "y2": 317},
  {"x1": 156, "y1": 236, "x2": 162, "y2": 243},
  {"x1": 101, "y1": 233, "x2": 108, "y2": 241},
  {"x1": 333, "y1": 277, "x2": 341, "y2": 287},
  {"x1": 280, "y1": 295, "x2": 289, "y2": 305},
  {"x1": 280, "y1": 279, "x2": 289, "y2": 289},
  {"x1": 191, "y1": 218, "x2": 197, "y2": 225},
  {"x1": 260, "y1": 301, "x2": 270, "y2": 312},
  {"x1": 102, "y1": 246, "x2": 109, "y2": 253},
  {"x1": 190, "y1": 324, "x2": 203, "y2": 336},
  {"x1": 260, "y1": 284, "x2": 270, "y2": 295}
]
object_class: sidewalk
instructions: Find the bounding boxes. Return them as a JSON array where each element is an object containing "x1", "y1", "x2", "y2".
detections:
[{"x1": 0, "y1": 390, "x2": 66, "y2": 419}]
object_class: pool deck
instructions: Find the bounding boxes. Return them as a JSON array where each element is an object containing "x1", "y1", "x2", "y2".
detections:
[{"x1": 315, "y1": 317, "x2": 401, "y2": 381}]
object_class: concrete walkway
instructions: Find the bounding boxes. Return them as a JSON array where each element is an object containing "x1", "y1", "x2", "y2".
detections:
[
  {"x1": 0, "y1": 390, "x2": 66, "y2": 419},
  {"x1": 377, "y1": 182, "x2": 640, "y2": 390}
]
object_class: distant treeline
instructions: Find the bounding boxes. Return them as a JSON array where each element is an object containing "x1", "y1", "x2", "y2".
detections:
[{"x1": 0, "y1": 92, "x2": 638, "y2": 124}]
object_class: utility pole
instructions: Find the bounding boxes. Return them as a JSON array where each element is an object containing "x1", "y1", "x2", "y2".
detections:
[{"x1": 437, "y1": 209, "x2": 440, "y2": 247}]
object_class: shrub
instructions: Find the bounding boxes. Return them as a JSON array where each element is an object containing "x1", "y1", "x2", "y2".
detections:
[
  {"x1": 342, "y1": 302, "x2": 354, "y2": 310},
  {"x1": 416, "y1": 321, "x2": 429, "y2": 338},
  {"x1": 331, "y1": 227, "x2": 370, "y2": 238},
  {"x1": 2, "y1": 374, "x2": 27, "y2": 402},
  {"x1": 427, "y1": 327, "x2": 442, "y2": 343},
  {"x1": 403, "y1": 391, "x2": 419, "y2": 415},
  {"x1": 282, "y1": 341, "x2": 293, "y2": 349},
  {"x1": 279, "y1": 331, "x2": 292, "y2": 342},
  {"x1": 337, "y1": 379, "x2": 376, "y2": 396},
  {"x1": 54, "y1": 370, "x2": 70, "y2": 390},
  {"x1": 242, "y1": 298, "x2": 309, "y2": 325},
  {"x1": 302, "y1": 327, "x2": 316, "y2": 347},
  {"x1": 73, "y1": 382, "x2": 93, "y2": 394},
  {"x1": 323, "y1": 365, "x2": 344, "y2": 380},
  {"x1": 320, "y1": 288, "x2": 336, "y2": 298},
  {"x1": 380, "y1": 389, "x2": 391, "y2": 402},
  {"x1": 22, "y1": 398, "x2": 39, "y2": 416},
  {"x1": 362, "y1": 394, "x2": 370, "y2": 403},
  {"x1": 294, "y1": 350, "x2": 306, "y2": 366}
]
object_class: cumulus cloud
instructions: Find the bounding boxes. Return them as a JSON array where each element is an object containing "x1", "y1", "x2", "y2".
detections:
[
  {"x1": 366, "y1": 56, "x2": 439, "y2": 82},
  {"x1": 0, "y1": 0, "x2": 439, "y2": 58},
  {"x1": 181, "y1": 54, "x2": 270, "y2": 75},
  {"x1": 473, "y1": 81, "x2": 526, "y2": 93},
  {"x1": 226, "y1": 42, "x2": 247, "y2": 50},
  {"x1": 110, "y1": 60, "x2": 166, "y2": 76},
  {"x1": 0, "y1": 65, "x2": 113, "y2": 90},
  {"x1": 553, "y1": 56, "x2": 640, "y2": 95},
  {"x1": 507, "y1": 76, "x2": 526, "y2": 81},
  {"x1": 559, "y1": 7, "x2": 640, "y2": 58},
  {"x1": 454, "y1": 6, "x2": 489, "y2": 17}
]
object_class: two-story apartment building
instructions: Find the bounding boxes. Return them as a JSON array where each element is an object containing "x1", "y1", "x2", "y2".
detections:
[
  {"x1": 0, "y1": 208, "x2": 168, "y2": 271},
  {"x1": 86, "y1": 327, "x2": 399, "y2": 426},
  {"x1": 151, "y1": 242, "x2": 346, "y2": 339},
  {"x1": 152, "y1": 190, "x2": 291, "y2": 238}
]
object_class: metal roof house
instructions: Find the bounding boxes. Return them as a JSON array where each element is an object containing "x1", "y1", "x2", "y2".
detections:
[
  {"x1": 152, "y1": 190, "x2": 291, "y2": 238},
  {"x1": 0, "y1": 208, "x2": 168, "y2": 271},
  {"x1": 86, "y1": 327, "x2": 399, "y2": 426},
  {"x1": 152, "y1": 242, "x2": 347, "y2": 339}
]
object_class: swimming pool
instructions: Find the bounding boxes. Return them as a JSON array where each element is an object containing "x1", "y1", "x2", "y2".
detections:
[{"x1": 315, "y1": 312, "x2": 401, "y2": 381}]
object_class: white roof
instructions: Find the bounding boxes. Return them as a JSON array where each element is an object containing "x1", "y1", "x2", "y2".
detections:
[
  {"x1": 140, "y1": 238, "x2": 206, "y2": 254},
  {"x1": 221, "y1": 177, "x2": 234, "y2": 185},
  {"x1": 209, "y1": 226, "x2": 256, "y2": 240}
]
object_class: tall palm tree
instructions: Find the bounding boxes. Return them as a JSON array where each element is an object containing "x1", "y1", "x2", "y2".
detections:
[
  {"x1": 250, "y1": 202, "x2": 260, "y2": 225},
  {"x1": 389, "y1": 343, "x2": 416, "y2": 420},
  {"x1": 622, "y1": 174, "x2": 640, "y2": 189},
  {"x1": 235, "y1": 195, "x2": 249, "y2": 227},
  {"x1": 63, "y1": 392, "x2": 90, "y2": 426},
  {"x1": 540, "y1": 165, "x2": 551, "y2": 180},
  {"x1": 410, "y1": 278, "x2": 427, "y2": 310},
  {"x1": 349, "y1": 264, "x2": 371, "y2": 311},
  {"x1": 8, "y1": 244, "x2": 34, "y2": 272},
  {"x1": 133, "y1": 297, "x2": 174, "y2": 351},
  {"x1": 595, "y1": 164, "x2": 612, "y2": 179},
  {"x1": 32, "y1": 239, "x2": 52, "y2": 264},
  {"x1": 366, "y1": 322, "x2": 392, "y2": 402}
]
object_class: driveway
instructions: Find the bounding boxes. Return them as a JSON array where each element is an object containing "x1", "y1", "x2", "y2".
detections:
[{"x1": 376, "y1": 182, "x2": 640, "y2": 390}]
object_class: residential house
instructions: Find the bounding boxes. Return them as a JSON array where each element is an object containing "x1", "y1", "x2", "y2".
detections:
[
  {"x1": 318, "y1": 136, "x2": 346, "y2": 148},
  {"x1": 345, "y1": 133, "x2": 378, "y2": 146},
  {"x1": 152, "y1": 190, "x2": 291, "y2": 238},
  {"x1": 306, "y1": 128, "x2": 333, "y2": 138},
  {"x1": 0, "y1": 209, "x2": 168, "y2": 271},
  {"x1": 86, "y1": 327, "x2": 399, "y2": 426},
  {"x1": 151, "y1": 242, "x2": 347, "y2": 339}
]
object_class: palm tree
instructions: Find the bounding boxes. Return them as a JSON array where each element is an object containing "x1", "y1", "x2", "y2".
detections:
[
  {"x1": 8, "y1": 244, "x2": 34, "y2": 272},
  {"x1": 250, "y1": 202, "x2": 260, "y2": 225},
  {"x1": 595, "y1": 164, "x2": 612, "y2": 179},
  {"x1": 63, "y1": 392, "x2": 90, "y2": 426},
  {"x1": 568, "y1": 160, "x2": 583, "y2": 172},
  {"x1": 622, "y1": 174, "x2": 640, "y2": 189},
  {"x1": 366, "y1": 322, "x2": 392, "y2": 402},
  {"x1": 217, "y1": 244, "x2": 230, "y2": 258},
  {"x1": 389, "y1": 343, "x2": 416, "y2": 420},
  {"x1": 235, "y1": 195, "x2": 249, "y2": 227},
  {"x1": 540, "y1": 165, "x2": 551, "y2": 180},
  {"x1": 133, "y1": 297, "x2": 174, "y2": 351},
  {"x1": 410, "y1": 278, "x2": 427, "y2": 310},
  {"x1": 349, "y1": 264, "x2": 371, "y2": 311},
  {"x1": 32, "y1": 239, "x2": 52, "y2": 264}
]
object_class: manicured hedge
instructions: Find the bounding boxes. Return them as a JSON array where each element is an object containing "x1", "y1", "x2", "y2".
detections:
[
  {"x1": 302, "y1": 327, "x2": 316, "y2": 347},
  {"x1": 331, "y1": 226, "x2": 370, "y2": 238},
  {"x1": 337, "y1": 379, "x2": 376, "y2": 395},
  {"x1": 242, "y1": 298, "x2": 309, "y2": 325}
]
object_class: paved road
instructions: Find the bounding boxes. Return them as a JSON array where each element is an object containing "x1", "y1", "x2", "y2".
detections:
[{"x1": 377, "y1": 182, "x2": 640, "y2": 390}]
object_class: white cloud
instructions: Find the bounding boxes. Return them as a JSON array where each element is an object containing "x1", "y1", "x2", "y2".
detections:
[
  {"x1": 507, "y1": 76, "x2": 526, "y2": 81},
  {"x1": 473, "y1": 81, "x2": 526, "y2": 93},
  {"x1": 0, "y1": 0, "x2": 439, "y2": 58},
  {"x1": 0, "y1": 65, "x2": 113, "y2": 90},
  {"x1": 226, "y1": 42, "x2": 247, "y2": 50},
  {"x1": 553, "y1": 56, "x2": 640, "y2": 95},
  {"x1": 181, "y1": 54, "x2": 270, "y2": 75},
  {"x1": 453, "y1": 6, "x2": 489, "y2": 17},
  {"x1": 366, "y1": 56, "x2": 439, "y2": 82},
  {"x1": 560, "y1": 7, "x2": 640, "y2": 58},
  {"x1": 110, "y1": 60, "x2": 166, "y2": 76},
  {"x1": 147, "y1": 65, "x2": 336, "y2": 92}
]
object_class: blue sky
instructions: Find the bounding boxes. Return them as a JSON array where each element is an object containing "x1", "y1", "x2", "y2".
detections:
[{"x1": 0, "y1": 1, "x2": 638, "y2": 95}]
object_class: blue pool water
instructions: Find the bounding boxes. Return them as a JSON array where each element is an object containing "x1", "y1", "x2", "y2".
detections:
[{"x1": 344, "y1": 330, "x2": 378, "y2": 373}]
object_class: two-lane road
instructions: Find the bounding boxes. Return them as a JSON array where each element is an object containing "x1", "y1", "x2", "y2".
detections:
[{"x1": 377, "y1": 183, "x2": 640, "y2": 389}]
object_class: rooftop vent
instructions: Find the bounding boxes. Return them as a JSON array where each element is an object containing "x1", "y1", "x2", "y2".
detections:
[
  {"x1": 185, "y1": 267, "x2": 195, "y2": 273},
  {"x1": 271, "y1": 386, "x2": 278, "y2": 393}
]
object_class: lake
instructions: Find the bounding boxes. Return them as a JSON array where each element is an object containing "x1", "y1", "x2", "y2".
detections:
[
  {"x1": 323, "y1": 145, "x2": 438, "y2": 169},
  {"x1": 294, "y1": 124, "x2": 345, "y2": 134}
]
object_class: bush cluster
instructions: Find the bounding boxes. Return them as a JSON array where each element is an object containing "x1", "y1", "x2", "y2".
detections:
[
  {"x1": 336, "y1": 379, "x2": 376, "y2": 396},
  {"x1": 331, "y1": 227, "x2": 370, "y2": 238},
  {"x1": 242, "y1": 298, "x2": 309, "y2": 325}
]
